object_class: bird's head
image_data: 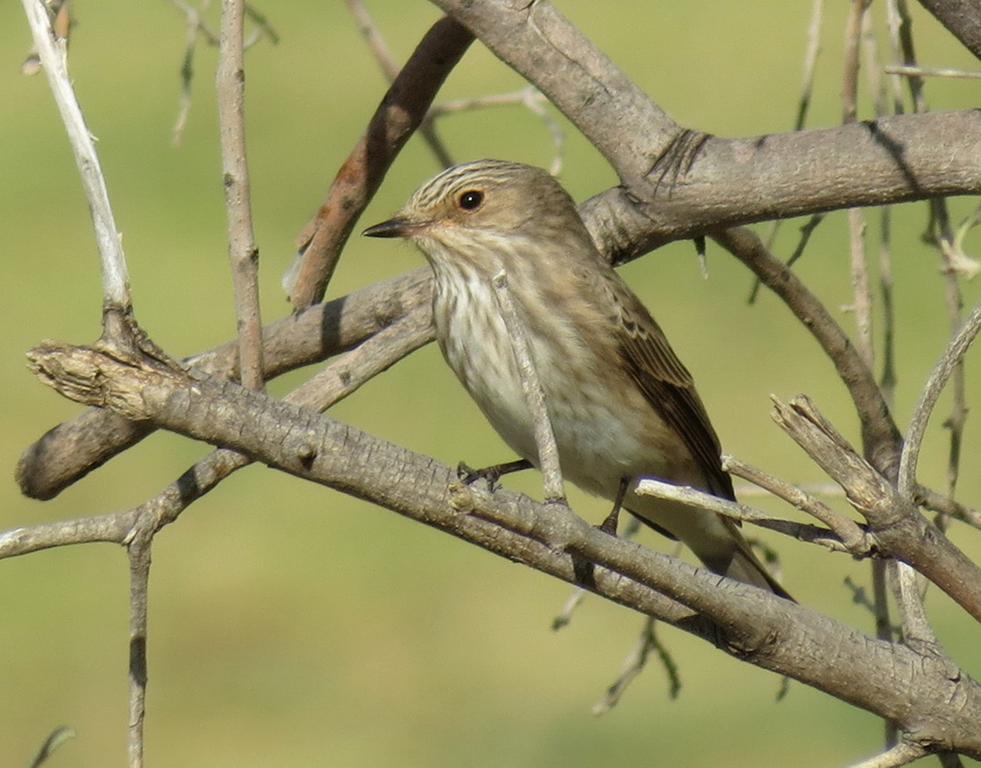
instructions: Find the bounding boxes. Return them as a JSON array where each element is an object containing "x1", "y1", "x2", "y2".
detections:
[{"x1": 363, "y1": 160, "x2": 586, "y2": 264}]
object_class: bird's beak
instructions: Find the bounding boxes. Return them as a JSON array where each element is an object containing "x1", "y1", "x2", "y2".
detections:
[{"x1": 362, "y1": 216, "x2": 421, "y2": 239}]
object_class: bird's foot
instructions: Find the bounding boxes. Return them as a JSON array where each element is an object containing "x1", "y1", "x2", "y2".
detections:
[
  {"x1": 457, "y1": 458, "x2": 532, "y2": 492},
  {"x1": 596, "y1": 476, "x2": 631, "y2": 537},
  {"x1": 597, "y1": 507, "x2": 621, "y2": 537}
]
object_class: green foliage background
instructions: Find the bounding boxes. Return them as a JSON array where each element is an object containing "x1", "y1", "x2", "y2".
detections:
[{"x1": 1, "y1": 3, "x2": 979, "y2": 766}]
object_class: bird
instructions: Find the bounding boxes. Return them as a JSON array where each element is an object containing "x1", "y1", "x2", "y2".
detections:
[{"x1": 364, "y1": 159, "x2": 790, "y2": 598}]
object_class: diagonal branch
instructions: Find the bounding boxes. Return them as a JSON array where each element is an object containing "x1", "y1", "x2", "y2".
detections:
[
  {"x1": 286, "y1": 16, "x2": 473, "y2": 309},
  {"x1": 915, "y1": 0, "x2": 981, "y2": 59},
  {"x1": 20, "y1": 0, "x2": 131, "y2": 315}
]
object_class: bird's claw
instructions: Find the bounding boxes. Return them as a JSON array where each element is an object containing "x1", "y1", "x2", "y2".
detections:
[{"x1": 457, "y1": 461, "x2": 503, "y2": 491}]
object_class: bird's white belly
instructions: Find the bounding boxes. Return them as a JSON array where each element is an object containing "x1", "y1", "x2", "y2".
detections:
[{"x1": 433, "y1": 274, "x2": 661, "y2": 500}]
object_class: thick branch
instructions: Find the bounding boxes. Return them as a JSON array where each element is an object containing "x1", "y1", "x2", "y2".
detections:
[
  {"x1": 579, "y1": 110, "x2": 981, "y2": 261},
  {"x1": 16, "y1": 269, "x2": 433, "y2": 500},
  {"x1": 916, "y1": 0, "x2": 981, "y2": 59},
  {"x1": 430, "y1": 0, "x2": 679, "y2": 186},
  {"x1": 24, "y1": 342, "x2": 981, "y2": 758}
]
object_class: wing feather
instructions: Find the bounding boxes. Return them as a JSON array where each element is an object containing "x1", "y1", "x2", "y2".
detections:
[{"x1": 605, "y1": 274, "x2": 735, "y2": 500}]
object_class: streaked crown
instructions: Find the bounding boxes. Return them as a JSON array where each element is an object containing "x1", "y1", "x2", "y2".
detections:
[{"x1": 401, "y1": 159, "x2": 583, "y2": 237}]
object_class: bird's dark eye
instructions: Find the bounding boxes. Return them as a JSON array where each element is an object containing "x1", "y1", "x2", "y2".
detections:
[{"x1": 458, "y1": 190, "x2": 484, "y2": 211}]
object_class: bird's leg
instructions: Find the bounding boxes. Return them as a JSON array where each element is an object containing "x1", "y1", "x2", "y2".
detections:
[
  {"x1": 457, "y1": 458, "x2": 533, "y2": 492},
  {"x1": 598, "y1": 477, "x2": 631, "y2": 536}
]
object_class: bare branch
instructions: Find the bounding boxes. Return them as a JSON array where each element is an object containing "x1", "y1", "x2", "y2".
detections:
[
  {"x1": 168, "y1": 0, "x2": 219, "y2": 146},
  {"x1": 432, "y1": 0, "x2": 679, "y2": 188},
  {"x1": 889, "y1": 560, "x2": 939, "y2": 650},
  {"x1": 491, "y1": 270, "x2": 564, "y2": 502},
  {"x1": 885, "y1": 64, "x2": 981, "y2": 78},
  {"x1": 345, "y1": 0, "x2": 453, "y2": 167},
  {"x1": 126, "y1": 537, "x2": 151, "y2": 768},
  {"x1": 20, "y1": 0, "x2": 131, "y2": 315},
  {"x1": 430, "y1": 87, "x2": 565, "y2": 175},
  {"x1": 592, "y1": 618, "x2": 680, "y2": 714},
  {"x1": 217, "y1": 0, "x2": 264, "y2": 390},
  {"x1": 898, "y1": 304, "x2": 981, "y2": 498},
  {"x1": 28, "y1": 726, "x2": 75, "y2": 768},
  {"x1": 3, "y1": 312, "x2": 431, "y2": 562},
  {"x1": 16, "y1": 269, "x2": 433, "y2": 500},
  {"x1": 915, "y1": 0, "x2": 981, "y2": 59},
  {"x1": 635, "y1": 477, "x2": 856, "y2": 554},
  {"x1": 711, "y1": 227, "x2": 902, "y2": 477},
  {"x1": 849, "y1": 741, "x2": 927, "y2": 768},
  {"x1": 771, "y1": 394, "x2": 981, "y2": 620},
  {"x1": 722, "y1": 454, "x2": 871, "y2": 553},
  {"x1": 286, "y1": 17, "x2": 473, "y2": 309},
  {"x1": 19, "y1": 342, "x2": 981, "y2": 755},
  {"x1": 914, "y1": 485, "x2": 981, "y2": 530}
]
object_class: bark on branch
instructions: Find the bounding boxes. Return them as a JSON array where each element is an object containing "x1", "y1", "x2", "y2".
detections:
[{"x1": 22, "y1": 341, "x2": 981, "y2": 760}]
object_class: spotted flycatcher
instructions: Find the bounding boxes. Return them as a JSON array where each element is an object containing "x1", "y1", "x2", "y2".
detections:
[{"x1": 365, "y1": 159, "x2": 789, "y2": 597}]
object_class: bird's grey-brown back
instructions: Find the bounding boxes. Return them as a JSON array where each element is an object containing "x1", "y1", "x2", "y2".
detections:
[{"x1": 366, "y1": 160, "x2": 790, "y2": 599}]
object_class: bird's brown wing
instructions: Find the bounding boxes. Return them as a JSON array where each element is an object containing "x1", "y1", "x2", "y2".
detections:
[{"x1": 606, "y1": 274, "x2": 736, "y2": 501}]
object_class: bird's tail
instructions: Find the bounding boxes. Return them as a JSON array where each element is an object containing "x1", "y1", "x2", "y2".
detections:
[
  {"x1": 627, "y1": 496, "x2": 793, "y2": 601},
  {"x1": 710, "y1": 521, "x2": 794, "y2": 601}
]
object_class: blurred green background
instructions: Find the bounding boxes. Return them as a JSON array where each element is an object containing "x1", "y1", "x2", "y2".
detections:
[{"x1": 2, "y1": 2, "x2": 979, "y2": 766}]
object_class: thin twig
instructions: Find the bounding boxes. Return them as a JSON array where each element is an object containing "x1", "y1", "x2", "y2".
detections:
[
  {"x1": 346, "y1": 0, "x2": 398, "y2": 76},
  {"x1": 843, "y1": 0, "x2": 875, "y2": 369},
  {"x1": 491, "y1": 269, "x2": 565, "y2": 503},
  {"x1": 28, "y1": 726, "x2": 76, "y2": 768},
  {"x1": 749, "y1": 214, "x2": 826, "y2": 304},
  {"x1": 892, "y1": 0, "x2": 927, "y2": 110},
  {"x1": 243, "y1": 3, "x2": 278, "y2": 44},
  {"x1": 429, "y1": 87, "x2": 565, "y2": 175},
  {"x1": 890, "y1": 0, "x2": 973, "y2": 526},
  {"x1": 898, "y1": 304, "x2": 981, "y2": 499},
  {"x1": 848, "y1": 742, "x2": 927, "y2": 768},
  {"x1": 551, "y1": 516, "x2": 642, "y2": 631},
  {"x1": 878, "y1": 206, "x2": 898, "y2": 408},
  {"x1": 885, "y1": 64, "x2": 981, "y2": 79},
  {"x1": 750, "y1": 0, "x2": 824, "y2": 303},
  {"x1": 634, "y1": 478, "x2": 856, "y2": 554},
  {"x1": 861, "y1": 10, "x2": 899, "y2": 413},
  {"x1": 217, "y1": 0, "x2": 264, "y2": 390},
  {"x1": 551, "y1": 587, "x2": 587, "y2": 630},
  {"x1": 842, "y1": 0, "x2": 872, "y2": 124},
  {"x1": 914, "y1": 485, "x2": 981, "y2": 530},
  {"x1": 889, "y1": 560, "x2": 939, "y2": 650},
  {"x1": 168, "y1": 0, "x2": 219, "y2": 146},
  {"x1": 20, "y1": 0, "x2": 132, "y2": 315},
  {"x1": 722, "y1": 454, "x2": 870, "y2": 553},
  {"x1": 592, "y1": 617, "x2": 680, "y2": 714},
  {"x1": 713, "y1": 227, "x2": 903, "y2": 478},
  {"x1": 884, "y1": 0, "x2": 907, "y2": 114},
  {"x1": 932, "y1": 202, "x2": 969, "y2": 530},
  {"x1": 126, "y1": 537, "x2": 151, "y2": 768},
  {"x1": 795, "y1": 0, "x2": 825, "y2": 131}
]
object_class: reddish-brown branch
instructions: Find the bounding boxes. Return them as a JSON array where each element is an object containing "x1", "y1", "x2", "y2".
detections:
[{"x1": 287, "y1": 16, "x2": 473, "y2": 309}]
